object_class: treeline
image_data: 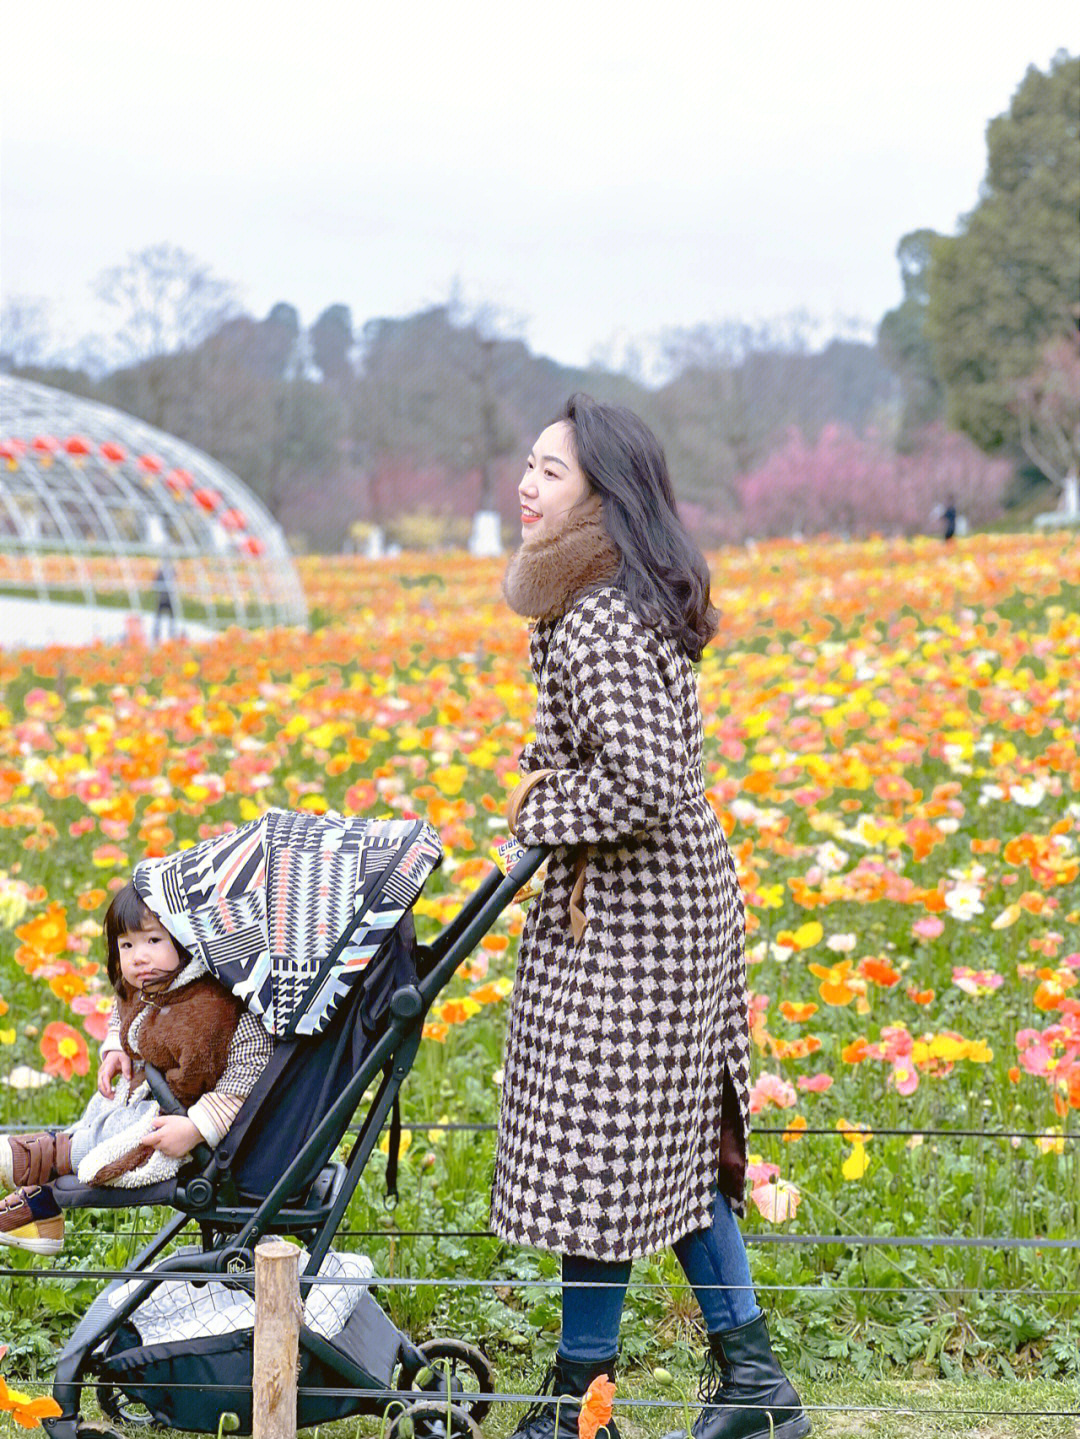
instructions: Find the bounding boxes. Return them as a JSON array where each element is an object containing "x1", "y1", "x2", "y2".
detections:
[
  {"x1": 4, "y1": 51, "x2": 1076, "y2": 547},
  {"x1": 7, "y1": 295, "x2": 905, "y2": 549}
]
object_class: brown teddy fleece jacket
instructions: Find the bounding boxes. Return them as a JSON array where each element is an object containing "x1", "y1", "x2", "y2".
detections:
[{"x1": 90, "y1": 971, "x2": 244, "y2": 1184}]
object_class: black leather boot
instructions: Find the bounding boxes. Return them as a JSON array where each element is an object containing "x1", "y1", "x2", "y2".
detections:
[
  {"x1": 509, "y1": 1352, "x2": 620, "y2": 1439},
  {"x1": 671, "y1": 1313, "x2": 810, "y2": 1439}
]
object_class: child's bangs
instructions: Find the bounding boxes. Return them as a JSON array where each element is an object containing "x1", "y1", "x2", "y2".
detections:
[{"x1": 105, "y1": 882, "x2": 157, "y2": 938}]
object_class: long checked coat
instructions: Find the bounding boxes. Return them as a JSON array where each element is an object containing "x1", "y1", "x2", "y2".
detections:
[{"x1": 490, "y1": 512, "x2": 752, "y2": 1262}]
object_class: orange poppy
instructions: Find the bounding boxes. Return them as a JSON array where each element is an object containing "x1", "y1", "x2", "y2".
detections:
[
  {"x1": 0, "y1": 1376, "x2": 62, "y2": 1427},
  {"x1": 779, "y1": 1001, "x2": 818, "y2": 1023},
  {"x1": 40, "y1": 1021, "x2": 90, "y2": 1080},
  {"x1": 808, "y1": 959, "x2": 857, "y2": 1006},
  {"x1": 578, "y1": 1374, "x2": 616, "y2": 1439},
  {"x1": 860, "y1": 957, "x2": 901, "y2": 987},
  {"x1": 14, "y1": 902, "x2": 69, "y2": 957}
]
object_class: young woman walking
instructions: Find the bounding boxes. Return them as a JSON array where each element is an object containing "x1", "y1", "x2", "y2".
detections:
[{"x1": 492, "y1": 395, "x2": 809, "y2": 1439}]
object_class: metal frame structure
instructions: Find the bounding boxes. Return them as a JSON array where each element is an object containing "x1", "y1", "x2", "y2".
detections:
[{"x1": 0, "y1": 376, "x2": 307, "y2": 632}]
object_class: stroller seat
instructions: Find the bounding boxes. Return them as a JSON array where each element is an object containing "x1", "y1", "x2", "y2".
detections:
[{"x1": 42, "y1": 815, "x2": 547, "y2": 1439}]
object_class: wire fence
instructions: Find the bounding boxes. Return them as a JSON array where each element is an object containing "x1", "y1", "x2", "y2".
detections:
[
  {"x1": 3, "y1": 1116, "x2": 1078, "y2": 1432},
  {"x1": 19, "y1": 1375, "x2": 1080, "y2": 1422}
]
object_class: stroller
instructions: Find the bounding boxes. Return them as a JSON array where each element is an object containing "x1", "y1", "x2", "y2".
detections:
[{"x1": 41, "y1": 809, "x2": 546, "y2": 1439}]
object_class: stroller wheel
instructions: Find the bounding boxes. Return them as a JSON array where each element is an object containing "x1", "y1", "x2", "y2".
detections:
[
  {"x1": 410, "y1": 1338, "x2": 493, "y2": 1421},
  {"x1": 385, "y1": 1399, "x2": 483, "y2": 1439},
  {"x1": 97, "y1": 1385, "x2": 155, "y2": 1428},
  {"x1": 76, "y1": 1424, "x2": 124, "y2": 1439}
]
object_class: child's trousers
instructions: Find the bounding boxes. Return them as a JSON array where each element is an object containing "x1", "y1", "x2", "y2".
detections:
[{"x1": 560, "y1": 1190, "x2": 760, "y2": 1362}]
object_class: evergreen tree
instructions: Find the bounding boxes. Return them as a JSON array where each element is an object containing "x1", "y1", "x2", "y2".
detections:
[{"x1": 926, "y1": 52, "x2": 1080, "y2": 454}]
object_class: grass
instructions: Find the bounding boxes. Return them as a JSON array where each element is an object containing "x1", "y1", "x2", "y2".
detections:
[{"x1": 65, "y1": 1373, "x2": 1080, "y2": 1439}]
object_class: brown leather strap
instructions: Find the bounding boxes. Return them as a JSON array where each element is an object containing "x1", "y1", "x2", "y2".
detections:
[
  {"x1": 9, "y1": 1131, "x2": 70, "y2": 1187},
  {"x1": 506, "y1": 769, "x2": 556, "y2": 835},
  {"x1": 54, "y1": 1132, "x2": 72, "y2": 1177}
]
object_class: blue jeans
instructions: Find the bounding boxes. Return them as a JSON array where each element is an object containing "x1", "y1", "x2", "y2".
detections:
[{"x1": 560, "y1": 1191, "x2": 761, "y2": 1362}]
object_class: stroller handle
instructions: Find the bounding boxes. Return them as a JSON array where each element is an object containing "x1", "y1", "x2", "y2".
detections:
[
  {"x1": 143, "y1": 1062, "x2": 216, "y2": 1174},
  {"x1": 416, "y1": 844, "x2": 549, "y2": 998}
]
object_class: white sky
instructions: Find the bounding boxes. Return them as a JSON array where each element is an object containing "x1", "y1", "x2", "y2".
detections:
[{"x1": 2, "y1": 1, "x2": 1075, "y2": 370}]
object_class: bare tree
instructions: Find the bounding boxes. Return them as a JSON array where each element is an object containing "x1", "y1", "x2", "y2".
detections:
[
  {"x1": 0, "y1": 294, "x2": 53, "y2": 369},
  {"x1": 1013, "y1": 329, "x2": 1080, "y2": 514},
  {"x1": 94, "y1": 243, "x2": 240, "y2": 366},
  {"x1": 447, "y1": 289, "x2": 526, "y2": 523}
]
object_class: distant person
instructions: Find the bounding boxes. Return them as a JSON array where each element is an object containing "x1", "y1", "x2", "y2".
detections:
[
  {"x1": 942, "y1": 497, "x2": 958, "y2": 542},
  {"x1": 152, "y1": 561, "x2": 178, "y2": 642}
]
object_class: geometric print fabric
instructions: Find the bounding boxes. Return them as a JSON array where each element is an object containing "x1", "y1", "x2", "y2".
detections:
[{"x1": 134, "y1": 808, "x2": 442, "y2": 1037}]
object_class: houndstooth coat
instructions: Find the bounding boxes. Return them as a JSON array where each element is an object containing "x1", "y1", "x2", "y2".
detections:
[{"x1": 490, "y1": 578, "x2": 752, "y2": 1262}]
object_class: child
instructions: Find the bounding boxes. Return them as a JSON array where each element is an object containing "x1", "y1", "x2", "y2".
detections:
[{"x1": 0, "y1": 882, "x2": 272, "y2": 1253}]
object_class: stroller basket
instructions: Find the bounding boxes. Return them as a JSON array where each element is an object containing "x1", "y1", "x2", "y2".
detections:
[{"x1": 42, "y1": 815, "x2": 547, "y2": 1439}]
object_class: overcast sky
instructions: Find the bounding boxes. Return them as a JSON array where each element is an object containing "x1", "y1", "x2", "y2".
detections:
[{"x1": 2, "y1": 2, "x2": 1075, "y2": 371}]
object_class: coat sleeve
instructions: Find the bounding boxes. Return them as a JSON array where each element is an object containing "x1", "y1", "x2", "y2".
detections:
[
  {"x1": 516, "y1": 738, "x2": 542, "y2": 774},
  {"x1": 511, "y1": 597, "x2": 686, "y2": 845}
]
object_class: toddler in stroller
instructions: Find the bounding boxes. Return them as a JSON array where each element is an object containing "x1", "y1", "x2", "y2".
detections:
[
  {"x1": 34, "y1": 808, "x2": 546, "y2": 1439},
  {"x1": 0, "y1": 882, "x2": 272, "y2": 1252}
]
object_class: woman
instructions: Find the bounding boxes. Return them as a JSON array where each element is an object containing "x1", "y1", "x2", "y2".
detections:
[{"x1": 493, "y1": 396, "x2": 810, "y2": 1439}]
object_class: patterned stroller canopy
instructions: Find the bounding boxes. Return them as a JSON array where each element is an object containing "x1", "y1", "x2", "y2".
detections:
[{"x1": 134, "y1": 809, "x2": 443, "y2": 1037}]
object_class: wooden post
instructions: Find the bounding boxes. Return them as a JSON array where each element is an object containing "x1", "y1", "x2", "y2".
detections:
[{"x1": 253, "y1": 1239, "x2": 301, "y2": 1439}]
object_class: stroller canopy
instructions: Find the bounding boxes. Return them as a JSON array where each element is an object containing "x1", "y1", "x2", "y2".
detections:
[{"x1": 134, "y1": 809, "x2": 442, "y2": 1037}]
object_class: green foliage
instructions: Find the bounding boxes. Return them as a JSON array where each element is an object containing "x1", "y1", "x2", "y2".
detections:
[{"x1": 926, "y1": 51, "x2": 1080, "y2": 454}]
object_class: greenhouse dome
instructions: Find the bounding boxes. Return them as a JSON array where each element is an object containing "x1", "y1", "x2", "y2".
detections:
[{"x1": 0, "y1": 375, "x2": 307, "y2": 645}]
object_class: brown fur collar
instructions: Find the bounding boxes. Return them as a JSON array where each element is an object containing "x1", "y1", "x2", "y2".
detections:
[{"x1": 502, "y1": 507, "x2": 620, "y2": 621}]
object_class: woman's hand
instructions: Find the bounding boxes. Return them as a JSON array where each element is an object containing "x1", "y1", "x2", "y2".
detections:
[
  {"x1": 144, "y1": 1116, "x2": 203, "y2": 1157},
  {"x1": 97, "y1": 1049, "x2": 132, "y2": 1098}
]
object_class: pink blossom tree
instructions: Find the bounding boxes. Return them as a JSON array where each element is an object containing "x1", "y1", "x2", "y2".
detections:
[{"x1": 732, "y1": 424, "x2": 1012, "y2": 539}]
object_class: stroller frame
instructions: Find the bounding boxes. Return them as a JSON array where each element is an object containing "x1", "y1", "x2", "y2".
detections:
[{"x1": 43, "y1": 845, "x2": 547, "y2": 1439}]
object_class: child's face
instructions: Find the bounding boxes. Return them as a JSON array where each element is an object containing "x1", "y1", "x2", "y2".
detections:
[{"x1": 117, "y1": 919, "x2": 182, "y2": 990}]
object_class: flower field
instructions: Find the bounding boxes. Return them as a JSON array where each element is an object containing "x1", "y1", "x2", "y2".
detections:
[{"x1": 1, "y1": 530, "x2": 1079, "y2": 1388}]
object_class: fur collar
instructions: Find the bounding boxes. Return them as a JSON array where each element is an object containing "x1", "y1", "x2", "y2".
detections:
[{"x1": 502, "y1": 507, "x2": 620, "y2": 621}]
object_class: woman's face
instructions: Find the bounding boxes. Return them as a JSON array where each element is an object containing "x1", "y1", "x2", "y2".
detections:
[{"x1": 518, "y1": 421, "x2": 592, "y2": 545}]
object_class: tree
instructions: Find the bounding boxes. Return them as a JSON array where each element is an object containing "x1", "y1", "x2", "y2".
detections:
[
  {"x1": 0, "y1": 294, "x2": 53, "y2": 369},
  {"x1": 1013, "y1": 331, "x2": 1080, "y2": 511},
  {"x1": 735, "y1": 424, "x2": 1012, "y2": 539},
  {"x1": 926, "y1": 52, "x2": 1080, "y2": 453},
  {"x1": 310, "y1": 305, "x2": 354, "y2": 386},
  {"x1": 94, "y1": 243, "x2": 240, "y2": 366},
  {"x1": 877, "y1": 230, "x2": 945, "y2": 442}
]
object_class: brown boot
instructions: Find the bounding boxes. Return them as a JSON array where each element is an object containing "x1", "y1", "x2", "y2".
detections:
[{"x1": 1, "y1": 1132, "x2": 73, "y2": 1189}]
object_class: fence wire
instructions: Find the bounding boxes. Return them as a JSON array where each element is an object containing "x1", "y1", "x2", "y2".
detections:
[
  {"x1": 3, "y1": 1122, "x2": 1076, "y2": 1428},
  {"x1": 3, "y1": 1264, "x2": 1079, "y2": 1293},
  {"x1": 28, "y1": 1377, "x2": 1080, "y2": 1421}
]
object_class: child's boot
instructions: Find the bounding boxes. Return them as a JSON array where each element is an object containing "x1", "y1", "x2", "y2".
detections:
[
  {"x1": 0, "y1": 1186, "x2": 65, "y2": 1254},
  {"x1": 509, "y1": 1353, "x2": 619, "y2": 1439},
  {"x1": 0, "y1": 1132, "x2": 72, "y2": 1190},
  {"x1": 672, "y1": 1313, "x2": 810, "y2": 1439}
]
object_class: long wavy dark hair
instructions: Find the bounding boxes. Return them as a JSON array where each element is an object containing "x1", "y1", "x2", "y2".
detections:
[{"x1": 558, "y1": 394, "x2": 718, "y2": 661}]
